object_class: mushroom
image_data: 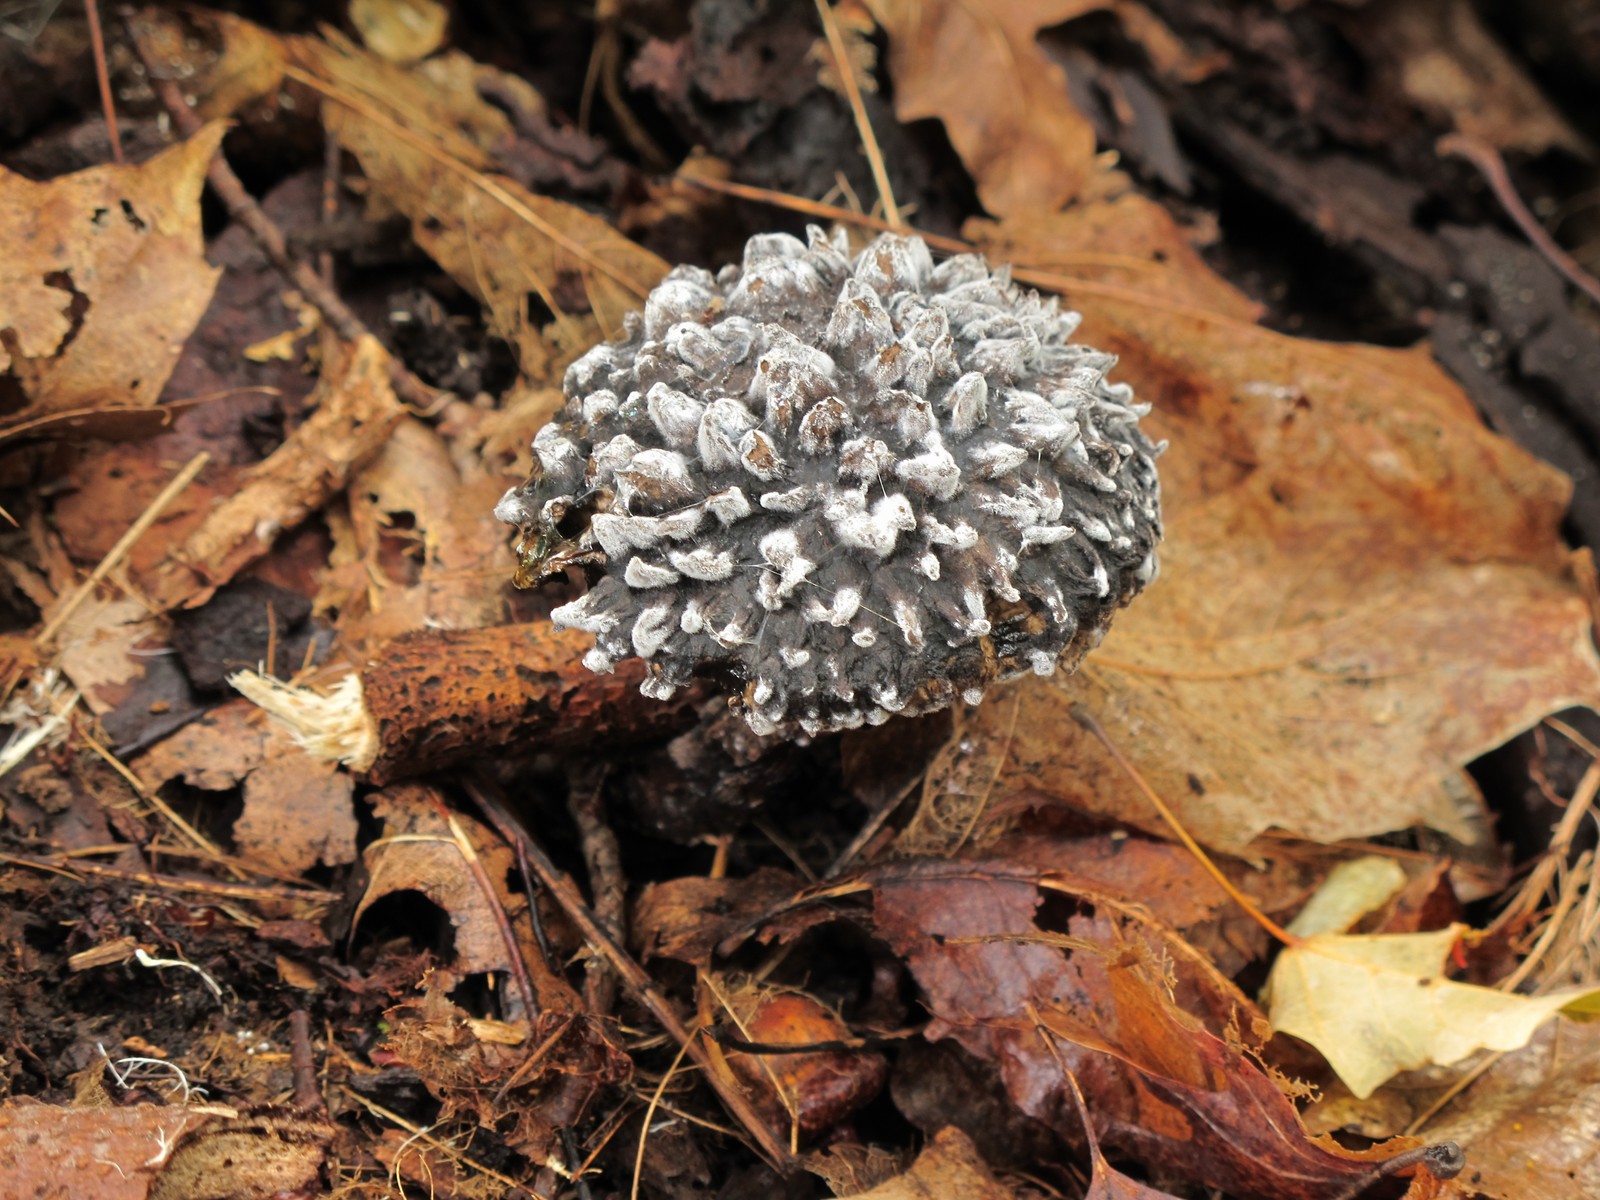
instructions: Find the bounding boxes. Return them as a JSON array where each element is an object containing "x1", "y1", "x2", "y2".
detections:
[{"x1": 496, "y1": 229, "x2": 1163, "y2": 736}]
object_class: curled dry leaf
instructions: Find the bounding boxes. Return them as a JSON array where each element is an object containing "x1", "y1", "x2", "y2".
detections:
[
  {"x1": 929, "y1": 225, "x2": 1600, "y2": 853},
  {"x1": 355, "y1": 784, "x2": 559, "y2": 1010},
  {"x1": 0, "y1": 123, "x2": 226, "y2": 438},
  {"x1": 838, "y1": 1126, "x2": 1017, "y2": 1199},
  {"x1": 1264, "y1": 924, "x2": 1600, "y2": 1099},
  {"x1": 287, "y1": 29, "x2": 668, "y2": 379},
  {"x1": 863, "y1": 0, "x2": 1108, "y2": 216}
]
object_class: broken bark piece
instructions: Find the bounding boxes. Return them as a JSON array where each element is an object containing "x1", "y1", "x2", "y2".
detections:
[
  {"x1": 233, "y1": 622, "x2": 703, "y2": 784},
  {"x1": 141, "y1": 335, "x2": 405, "y2": 612}
]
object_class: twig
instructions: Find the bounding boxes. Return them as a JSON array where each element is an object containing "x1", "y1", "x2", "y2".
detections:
[
  {"x1": 1069, "y1": 704, "x2": 1299, "y2": 947},
  {"x1": 1440, "y1": 133, "x2": 1600, "y2": 308},
  {"x1": 462, "y1": 775, "x2": 795, "y2": 1172},
  {"x1": 674, "y1": 173, "x2": 1164, "y2": 272},
  {"x1": 85, "y1": 0, "x2": 122, "y2": 162},
  {"x1": 124, "y1": 17, "x2": 441, "y2": 414},
  {"x1": 814, "y1": 0, "x2": 900, "y2": 228},
  {"x1": 288, "y1": 1011, "x2": 326, "y2": 1114},
  {"x1": 569, "y1": 766, "x2": 624, "y2": 1016},
  {"x1": 0, "y1": 851, "x2": 341, "y2": 903},
  {"x1": 631, "y1": 1028, "x2": 700, "y2": 1200},
  {"x1": 1328, "y1": 1141, "x2": 1465, "y2": 1200},
  {"x1": 35, "y1": 451, "x2": 209, "y2": 648}
]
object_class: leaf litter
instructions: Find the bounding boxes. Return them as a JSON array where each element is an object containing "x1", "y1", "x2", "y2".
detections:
[{"x1": 0, "y1": 3, "x2": 1598, "y2": 1199}]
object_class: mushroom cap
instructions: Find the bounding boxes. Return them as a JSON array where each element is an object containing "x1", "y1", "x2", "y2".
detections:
[{"x1": 496, "y1": 228, "x2": 1163, "y2": 735}]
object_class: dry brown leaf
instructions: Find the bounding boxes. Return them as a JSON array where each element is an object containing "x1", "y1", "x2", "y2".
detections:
[
  {"x1": 931, "y1": 237, "x2": 1600, "y2": 852},
  {"x1": 320, "y1": 415, "x2": 510, "y2": 648},
  {"x1": 288, "y1": 31, "x2": 668, "y2": 379},
  {"x1": 864, "y1": 0, "x2": 1107, "y2": 216},
  {"x1": 355, "y1": 784, "x2": 549, "y2": 1005},
  {"x1": 0, "y1": 124, "x2": 225, "y2": 436},
  {"x1": 1420, "y1": 1021, "x2": 1600, "y2": 1200},
  {"x1": 137, "y1": 699, "x2": 357, "y2": 875},
  {"x1": 970, "y1": 194, "x2": 1263, "y2": 322}
]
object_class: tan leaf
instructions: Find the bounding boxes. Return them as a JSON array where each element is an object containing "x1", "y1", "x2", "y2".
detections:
[
  {"x1": 1264, "y1": 925, "x2": 1600, "y2": 1098},
  {"x1": 864, "y1": 0, "x2": 1107, "y2": 216},
  {"x1": 288, "y1": 31, "x2": 668, "y2": 380},
  {"x1": 0, "y1": 124, "x2": 225, "y2": 434},
  {"x1": 934, "y1": 271, "x2": 1600, "y2": 852},
  {"x1": 846, "y1": 1127, "x2": 1018, "y2": 1200}
]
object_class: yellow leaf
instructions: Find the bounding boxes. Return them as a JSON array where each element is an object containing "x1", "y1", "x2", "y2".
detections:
[
  {"x1": 1264, "y1": 925, "x2": 1599, "y2": 1098},
  {"x1": 1285, "y1": 855, "x2": 1408, "y2": 938}
]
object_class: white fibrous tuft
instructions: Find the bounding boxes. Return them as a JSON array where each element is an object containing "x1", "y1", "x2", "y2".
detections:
[{"x1": 498, "y1": 229, "x2": 1163, "y2": 734}]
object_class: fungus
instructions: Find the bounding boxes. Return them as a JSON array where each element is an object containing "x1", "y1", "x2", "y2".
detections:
[{"x1": 495, "y1": 229, "x2": 1163, "y2": 736}]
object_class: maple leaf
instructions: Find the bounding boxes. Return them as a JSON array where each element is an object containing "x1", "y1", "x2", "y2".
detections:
[{"x1": 919, "y1": 210, "x2": 1600, "y2": 853}]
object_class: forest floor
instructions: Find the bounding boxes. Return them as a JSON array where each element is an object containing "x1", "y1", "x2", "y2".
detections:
[{"x1": 3, "y1": 2, "x2": 1600, "y2": 1198}]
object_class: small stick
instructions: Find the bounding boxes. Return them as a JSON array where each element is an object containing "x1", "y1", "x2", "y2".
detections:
[
  {"x1": 814, "y1": 0, "x2": 900, "y2": 228},
  {"x1": 463, "y1": 776, "x2": 795, "y2": 1172},
  {"x1": 568, "y1": 766, "x2": 623, "y2": 1016},
  {"x1": 1440, "y1": 133, "x2": 1600, "y2": 308},
  {"x1": 0, "y1": 851, "x2": 342, "y2": 904},
  {"x1": 125, "y1": 18, "x2": 441, "y2": 414},
  {"x1": 674, "y1": 173, "x2": 1165, "y2": 272},
  {"x1": 1328, "y1": 1141, "x2": 1465, "y2": 1200},
  {"x1": 35, "y1": 451, "x2": 209, "y2": 648},
  {"x1": 288, "y1": 1011, "x2": 326, "y2": 1114},
  {"x1": 85, "y1": 0, "x2": 123, "y2": 163}
]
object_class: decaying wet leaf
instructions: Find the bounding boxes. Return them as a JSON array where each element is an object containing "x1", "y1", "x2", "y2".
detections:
[
  {"x1": 0, "y1": 124, "x2": 226, "y2": 436},
  {"x1": 926, "y1": 225, "x2": 1600, "y2": 854},
  {"x1": 1353, "y1": 0, "x2": 1590, "y2": 157},
  {"x1": 863, "y1": 0, "x2": 1107, "y2": 216},
  {"x1": 857, "y1": 860, "x2": 1418, "y2": 1199},
  {"x1": 722, "y1": 989, "x2": 887, "y2": 1141},
  {"x1": 1264, "y1": 924, "x2": 1600, "y2": 1099}
]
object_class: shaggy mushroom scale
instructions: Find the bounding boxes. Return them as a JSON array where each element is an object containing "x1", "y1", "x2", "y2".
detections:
[{"x1": 496, "y1": 229, "x2": 1163, "y2": 736}]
